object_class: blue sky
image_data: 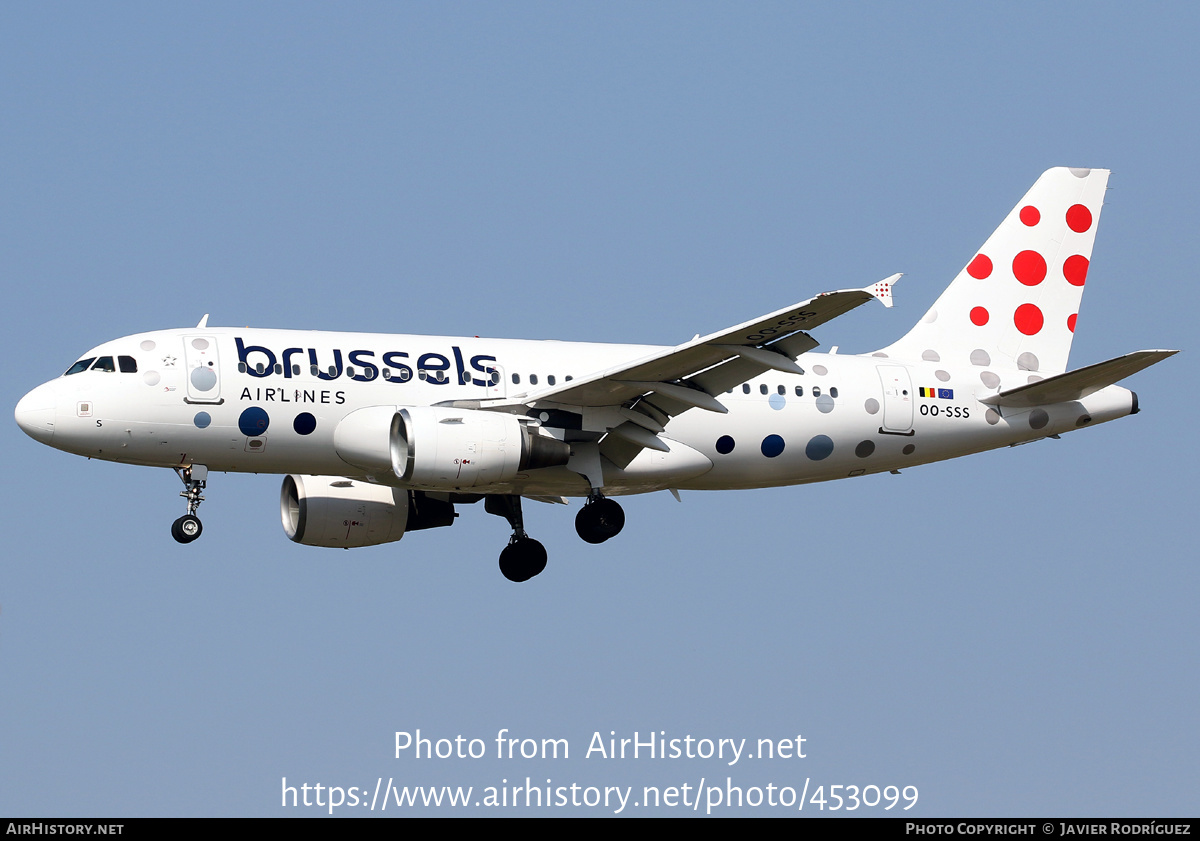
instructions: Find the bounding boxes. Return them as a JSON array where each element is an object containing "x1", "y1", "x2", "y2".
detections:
[{"x1": 2, "y1": 2, "x2": 1197, "y2": 816}]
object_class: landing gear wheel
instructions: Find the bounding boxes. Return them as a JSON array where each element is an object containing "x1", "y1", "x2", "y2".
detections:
[
  {"x1": 171, "y1": 514, "x2": 203, "y2": 544},
  {"x1": 498, "y1": 537, "x2": 548, "y2": 582},
  {"x1": 575, "y1": 497, "x2": 625, "y2": 544}
]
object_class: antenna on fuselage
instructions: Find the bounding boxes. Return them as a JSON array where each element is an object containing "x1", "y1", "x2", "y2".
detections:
[{"x1": 196, "y1": 314, "x2": 209, "y2": 328}]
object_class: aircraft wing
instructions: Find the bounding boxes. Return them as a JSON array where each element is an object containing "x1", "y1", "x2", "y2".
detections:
[
  {"x1": 457, "y1": 276, "x2": 899, "y2": 466},
  {"x1": 502, "y1": 275, "x2": 898, "y2": 412}
]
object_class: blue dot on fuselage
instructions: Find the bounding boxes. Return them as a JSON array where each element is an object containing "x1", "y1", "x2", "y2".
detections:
[
  {"x1": 761, "y1": 434, "x2": 785, "y2": 458},
  {"x1": 193, "y1": 411, "x2": 211, "y2": 429},
  {"x1": 238, "y1": 406, "x2": 270, "y2": 436},
  {"x1": 805, "y1": 434, "x2": 834, "y2": 461},
  {"x1": 768, "y1": 393, "x2": 785, "y2": 410},
  {"x1": 716, "y1": 435, "x2": 735, "y2": 454},
  {"x1": 293, "y1": 412, "x2": 317, "y2": 435}
]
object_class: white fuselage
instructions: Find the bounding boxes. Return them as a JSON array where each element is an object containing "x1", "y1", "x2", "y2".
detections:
[{"x1": 16, "y1": 326, "x2": 1137, "y2": 497}]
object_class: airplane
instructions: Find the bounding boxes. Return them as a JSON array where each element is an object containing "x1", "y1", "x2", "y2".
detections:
[{"x1": 14, "y1": 167, "x2": 1177, "y2": 582}]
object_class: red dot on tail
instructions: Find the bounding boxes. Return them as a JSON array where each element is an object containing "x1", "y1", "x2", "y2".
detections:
[
  {"x1": 1063, "y1": 254, "x2": 1089, "y2": 286},
  {"x1": 1020, "y1": 206, "x2": 1040, "y2": 226},
  {"x1": 1012, "y1": 250, "x2": 1047, "y2": 286},
  {"x1": 1067, "y1": 313, "x2": 1077, "y2": 332},
  {"x1": 1066, "y1": 204, "x2": 1092, "y2": 233},
  {"x1": 1014, "y1": 303, "x2": 1044, "y2": 335},
  {"x1": 970, "y1": 306, "x2": 989, "y2": 326},
  {"x1": 966, "y1": 254, "x2": 992, "y2": 279}
]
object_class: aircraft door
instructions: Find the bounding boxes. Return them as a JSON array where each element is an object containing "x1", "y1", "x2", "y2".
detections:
[
  {"x1": 876, "y1": 365, "x2": 913, "y2": 434},
  {"x1": 184, "y1": 336, "x2": 222, "y2": 403}
]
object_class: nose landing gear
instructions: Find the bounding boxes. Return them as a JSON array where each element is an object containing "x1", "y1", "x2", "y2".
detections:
[{"x1": 171, "y1": 464, "x2": 208, "y2": 544}]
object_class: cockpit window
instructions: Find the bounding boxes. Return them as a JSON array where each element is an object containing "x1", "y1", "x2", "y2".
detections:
[
  {"x1": 64, "y1": 358, "x2": 96, "y2": 375},
  {"x1": 118, "y1": 355, "x2": 138, "y2": 373},
  {"x1": 91, "y1": 356, "x2": 116, "y2": 372}
]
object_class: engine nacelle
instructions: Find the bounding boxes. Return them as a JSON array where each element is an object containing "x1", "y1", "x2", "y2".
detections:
[
  {"x1": 281, "y1": 474, "x2": 409, "y2": 548},
  {"x1": 281, "y1": 475, "x2": 459, "y2": 548},
  {"x1": 394, "y1": 406, "x2": 571, "y2": 490}
]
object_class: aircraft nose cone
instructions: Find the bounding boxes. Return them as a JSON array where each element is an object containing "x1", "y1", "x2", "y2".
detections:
[{"x1": 15, "y1": 383, "x2": 56, "y2": 444}]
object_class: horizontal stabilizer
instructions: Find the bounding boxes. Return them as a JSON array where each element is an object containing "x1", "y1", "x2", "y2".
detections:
[{"x1": 980, "y1": 350, "x2": 1178, "y2": 408}]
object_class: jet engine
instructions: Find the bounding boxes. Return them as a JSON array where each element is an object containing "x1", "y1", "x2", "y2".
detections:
[
  {"x1": 280, "y1": 474, "x2": 455, "y2": 548},
  {"x1": 333, "y1": 406, "x2": 571, "y2": 490},
  {"x1": 397, "y1": 406, "x2": 572, "y2": 489},
  {"x1": 335, "y1": 405, "x2": 571, "y2": 490}
]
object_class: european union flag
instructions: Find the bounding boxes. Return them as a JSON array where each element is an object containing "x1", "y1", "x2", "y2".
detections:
[{"x1": 938, "y1": 388, "x2": 954, "y2": 399}]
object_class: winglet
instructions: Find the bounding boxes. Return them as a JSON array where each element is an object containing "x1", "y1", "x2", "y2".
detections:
[
  {"x1": 864, "y1": 273, "x2": 901, "y2": 309},
  {"x1": 196, "y1": 314, "x2": 210, "y2": 329}
]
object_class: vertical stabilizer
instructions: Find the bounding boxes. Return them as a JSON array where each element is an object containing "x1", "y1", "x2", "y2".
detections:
[{"x1": 876, "y1": 167, "x2": 1109, "y2": 374}]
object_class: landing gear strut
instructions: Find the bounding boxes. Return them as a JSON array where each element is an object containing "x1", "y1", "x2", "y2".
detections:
[
  {"x1": 486, "y1": 495, "x2": 547, "y2": 582},
  {"x1": 575, "y1": 493, "x2": 625, "y2": 544},
  {"x1": 171, "y1": 464, "x2": 207, "y2": 544}
]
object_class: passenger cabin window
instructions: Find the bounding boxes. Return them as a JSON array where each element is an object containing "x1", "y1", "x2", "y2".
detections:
[
  {"x1": 91, "y1": 356, "x2": 116, "y2": 372},
  {"x1": 118, "y1": 355, "x2": 137, "y2": 373},
  {"x1": 777, "y1": 385, "x2": 785, "y2": 395},
  {"x1": 795, "y1": 386, "x2": 803, "y2": 396},
  {"x1": 548, "y1": 375, "x2": 556, "y2": 386},
  {"x1": 830, "y1": 387, "x2": 839, "y2": 398},
  {"x1": 759, "y1": 384, "x2": 768, "y2": 395},
  {"x1": 65, "y1": 358, "x2": 96, "y2": 375},
  {"x1": 742, "y1": 384, "x2": 751, "y2": 394},
  {"x1": 530, "y1": 374, "x2": 539, "y2": 385}
]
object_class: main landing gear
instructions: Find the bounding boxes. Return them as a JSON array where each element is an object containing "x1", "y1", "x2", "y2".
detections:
[
  {"x1": 575, "y1": 493, "x2": 625, "y2": 545},
  {"x1": 485, "y1": 492, "x2": 627, "y2": 582},
  {"x1": 486, "y1": 495, "x2": 547, "y2": 582},
  {"x1": 171, "y1": 464, "x2": 208, "y2": 544}
]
